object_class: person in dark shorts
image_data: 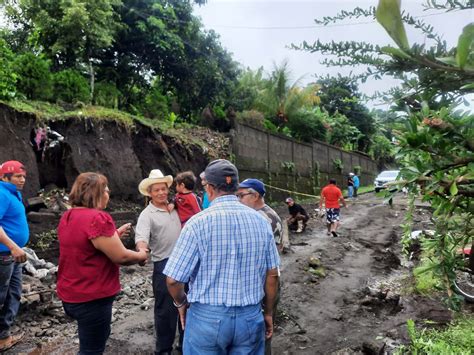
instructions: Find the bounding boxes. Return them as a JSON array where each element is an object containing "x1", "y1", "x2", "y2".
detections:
[
  {"x1": 319, "y1": 178, "x2": 347, "y2": 237},
  {"x1": 285, "y1": 197, "x2": 309, "y2": 233}
]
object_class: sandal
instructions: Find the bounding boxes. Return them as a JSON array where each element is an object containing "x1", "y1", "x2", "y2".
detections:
[{"x1": 0, "y1": 332, "x2": 24, "y2": 352}]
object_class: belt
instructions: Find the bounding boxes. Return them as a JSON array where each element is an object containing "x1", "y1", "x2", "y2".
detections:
[{"x1": 0, "y1": 251, "x2": 11, "y2": 256}]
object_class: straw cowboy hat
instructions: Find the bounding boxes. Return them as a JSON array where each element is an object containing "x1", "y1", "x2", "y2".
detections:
[{"x1": 138, "y1": 169, "x2": 173, "y2": 196}]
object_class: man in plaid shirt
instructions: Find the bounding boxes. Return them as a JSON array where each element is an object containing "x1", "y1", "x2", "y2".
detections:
[{"x1": 164, "y1": 159, "x2": 280, "y2": 354}]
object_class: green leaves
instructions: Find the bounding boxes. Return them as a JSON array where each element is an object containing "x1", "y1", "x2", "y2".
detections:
[
  {"x1": 376, "y1": 0, "x2": 409, "y2": 50},
  {"x1": 449, "y1": 182, "x2": 458, "y2": 196},
  {"x1": 380, "y1": 45, "x2": 412, "y2": 59},
  {"x1": 456, "y1": 23, "x2": 474, "y2": 69}
]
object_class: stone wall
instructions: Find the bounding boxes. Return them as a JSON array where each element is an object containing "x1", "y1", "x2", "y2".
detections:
[{"x1": 232, "y1": 123, "x2": 378, "y2": 201}]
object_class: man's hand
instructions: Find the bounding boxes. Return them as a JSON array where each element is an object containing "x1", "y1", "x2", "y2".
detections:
[
  {"x1": 11, "y1": 247, "x2": 27, "y2": 263},
  {"x1": 178, "y1": 304, "x2": 189, "y2": 330},
  {"x1": 264, "y1": 314, "x2": 273, "y2": 340}
]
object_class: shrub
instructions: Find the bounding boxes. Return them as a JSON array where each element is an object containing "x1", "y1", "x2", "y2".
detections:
[
  {"x1": 13, "y1": 52, "x2": 52, "y2": 100},
  {"x1": 396, "y1": 318, "x2": 473, "y2": 354},
  {"x1": 0, "y1": 39, "x2": 17, "y2": 99},
  {"x1": 140, "y1": 84, "x2": 169, "y2": 120},
  {"x1": 52, "y1": 69, "x2": 90, "y2": 103},
  {"x1": 94, "y1": 81, "x2": 121, "y2": 109},
  {"x1": 236, "y1": 110, "x2": 265, "y2": 129},
  {"x1": 287, "y1": 109, "x2": 326, "y2": 142}
]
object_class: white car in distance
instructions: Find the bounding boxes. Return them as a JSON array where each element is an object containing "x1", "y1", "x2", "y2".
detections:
[{"x1": 374, "y1": 170, "x2": 400, "y2": 193}]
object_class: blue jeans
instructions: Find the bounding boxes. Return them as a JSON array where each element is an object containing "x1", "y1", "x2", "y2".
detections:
[
  {"x1": 184, "y1": 303, "x2": 265, "y2": 355},
  {"x1": 348, "y1": 186, "x2": 354, "y2": 198},
  {"x1": 63, "y1": 296, "x2": 115, "y2": 355},
  {"x1": 0, "y1": 258, "x2": 22, "y2": 340}
]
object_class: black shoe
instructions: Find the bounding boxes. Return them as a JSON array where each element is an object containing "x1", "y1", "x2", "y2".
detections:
[{"x1": 331, "y1": 231, "x2": 338, "y2": 238}]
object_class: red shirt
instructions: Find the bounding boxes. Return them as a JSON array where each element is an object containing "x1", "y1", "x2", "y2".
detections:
[
  {"x1": 175, "y1": 192, "x2": 201, "y2": 226},
  {"x1": 321, "y1": 184, "x2": 343, "y2": 209},
  {"x1": 57, "y1": 208, "x2": 120, "y2": 303}
]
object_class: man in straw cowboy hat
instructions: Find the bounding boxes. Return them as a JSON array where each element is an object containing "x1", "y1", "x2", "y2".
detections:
[
  {"x1": 135, "y1": 169, "x2": 183, "y2": 354},
  {"x1": 163, "y1": 159, "x2": 280, "y2": 354}
]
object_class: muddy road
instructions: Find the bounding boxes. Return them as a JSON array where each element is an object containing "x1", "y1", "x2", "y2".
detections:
[{"x1": 9, "y1": 193, "x2": 454, "y2": 354}]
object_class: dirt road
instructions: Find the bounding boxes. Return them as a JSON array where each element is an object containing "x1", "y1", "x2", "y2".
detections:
[{"x1": 9, "y1": 193, "x2": 452, "y2": 354}]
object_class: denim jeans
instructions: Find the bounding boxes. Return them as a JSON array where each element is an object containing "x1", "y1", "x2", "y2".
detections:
[
  {"x1": 0, "y1": 258, "x2": 23, "y2": 340},
  {"x1": 63, "y1": 296, "x2": 115, "y2": 355},
  {"x1": 348, "y1": 186, "x2": 354, "y2": 198},
  {"x1": 153, "y1": 259, "x2": 183, "y2": 355},
  {"x1": 184, "y1": 303, "x2": 265, "y2": 355}
]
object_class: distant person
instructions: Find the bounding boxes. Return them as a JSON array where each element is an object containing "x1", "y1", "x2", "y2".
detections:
[
  {"x1": 352, "y1": 173, "x2": 360, "y2": 198},
  {"x1": 285, "y1": 197, "x2": 309, "y2": 233},
  {"x1": 57, "y1": 172, "x2": 147, "y2": 355},
  {"x1": 0, "y1": 161, "x2": 29, "y2": 352},
  {"x1": 170, "y1": 171, "x2": 201, "y2": 226},
  {"x1": 319, "y1": 178, "x2": 347, "y2": 238},
  {"x1": 199, "y1": 172, "x2": 210, "y2": 209},
  {"x1": 347, "y1": 173, "x2": 355, "y2": 198},
  {"x1": 135, "y1": 169, "x2": 183, "y2": 354},
  {"x1": 164, "y1": 159, "x2": 280, "y2": 354},
  {"x1": 237, "y1": 178, "x2": 283, "y2": 355}
]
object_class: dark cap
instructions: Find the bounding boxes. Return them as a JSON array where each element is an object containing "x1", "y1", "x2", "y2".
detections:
[
  {"x1": 204, "y1": 159, "x2": 239, "y2": 189},
  {"x1": 238, "y1": 178, "x2": 265, "y2": 197}
]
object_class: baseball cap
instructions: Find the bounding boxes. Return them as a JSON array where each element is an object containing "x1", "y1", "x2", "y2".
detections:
[
  {"x1": 285, "y1": 197, "x2": 294, "y2": 203},
  {"x1": 0, "y1": 161, "x2": 26, "y2": 176},
  {"x1": 204, "y1": 159, "x2": 239, "y2": 189},
  {"x1": 238, "y1": 178, "x2": 265, "y2": 196}
]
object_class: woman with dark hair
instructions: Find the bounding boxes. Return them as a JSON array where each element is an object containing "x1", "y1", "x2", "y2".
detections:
[{"x1": 57, "y1": 172, "x2": 148, "y2": 355}]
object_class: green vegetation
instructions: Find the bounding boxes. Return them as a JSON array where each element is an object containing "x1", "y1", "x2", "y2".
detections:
[
  {"x1": 35, "y1": 229, "x2": 58, "y2": 251},
  {"x1": 396, "y1": 318, "x2": 474, "y2": 355},
  {"x1": 0, "y1": 0, "x2": 238, "y2": 118}
]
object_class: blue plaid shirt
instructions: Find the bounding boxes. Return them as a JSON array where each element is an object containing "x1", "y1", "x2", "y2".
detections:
[{"x1": 163, "y1": 194, "x2": 280, "y2": 307}]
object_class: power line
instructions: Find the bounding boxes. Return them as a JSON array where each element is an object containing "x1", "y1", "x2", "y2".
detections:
[{"x1": 200, "y1": 9, "x2": 464, "y2": 30}]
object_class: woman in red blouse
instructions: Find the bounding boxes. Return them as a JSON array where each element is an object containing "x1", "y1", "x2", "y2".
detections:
[{"x1": 57, "y1": 172, "x2": 148, "y2": 354}]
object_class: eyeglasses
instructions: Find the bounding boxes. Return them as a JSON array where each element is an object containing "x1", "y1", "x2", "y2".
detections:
[{"x1": 236, "y1": 192, "x2": 254, "y2": 199}]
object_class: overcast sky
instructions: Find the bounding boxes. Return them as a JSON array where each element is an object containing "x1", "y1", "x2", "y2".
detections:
[{"x1": 194, "y1": 0, "x2": 473, "y2": 109}]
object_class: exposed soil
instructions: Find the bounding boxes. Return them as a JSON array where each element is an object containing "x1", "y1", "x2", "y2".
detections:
[{"x1": 7, "y1": 193, "x2": 459, "y2": 355}]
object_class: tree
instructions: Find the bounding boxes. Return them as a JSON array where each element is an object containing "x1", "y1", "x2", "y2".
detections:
[
  {"x1": 0, "y1": 38, "x2": 16, "y2": 99},
  {"x1": 254, "y1": 61, "x2": 320, "y2": 133},
  {"x1": 96, "y1": 0, "x2": 239, "y2": 116},
  {"x1": 13, "y1": 52, "x2": 52, "y2": 100},
  {"x1": 317, "y1": 76, "x2": 375, "y2": 151},
  {"x1": 1, "y1": 0, "x2": 123, "y2": 101},
  {"x1": 229, "y1": 67, "x2": 266, "y2": 112}
]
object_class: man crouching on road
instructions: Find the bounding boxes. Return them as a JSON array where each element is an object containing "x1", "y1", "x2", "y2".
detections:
[
  {"x1": 164, "y1": 159, "x2": 280, "y2": 354},
  {"x1": 0, "y1": 161, "x2": 29, "y2": 351},
  {"x1": 237, "y1": 178, "x2": 283, "y2": 355}
]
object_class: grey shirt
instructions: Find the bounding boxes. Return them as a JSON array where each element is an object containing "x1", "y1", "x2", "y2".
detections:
[{"x1": 135, "y1": 202, "x2": 181, "y2": 262}]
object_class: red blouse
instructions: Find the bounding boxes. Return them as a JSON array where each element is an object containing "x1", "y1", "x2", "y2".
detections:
[{"x1": 57, "y1": 208, "x2": 120, "y2": 303}]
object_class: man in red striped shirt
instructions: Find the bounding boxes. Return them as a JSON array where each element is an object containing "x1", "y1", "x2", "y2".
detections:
[{"x1": 319, "y1": 178, "x2": 347, "y2": 238}]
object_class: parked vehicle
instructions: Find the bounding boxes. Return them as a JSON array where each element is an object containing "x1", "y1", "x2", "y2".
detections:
[{"x1": 374, "y1": 170, "x2": 400, "y2": 193}]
